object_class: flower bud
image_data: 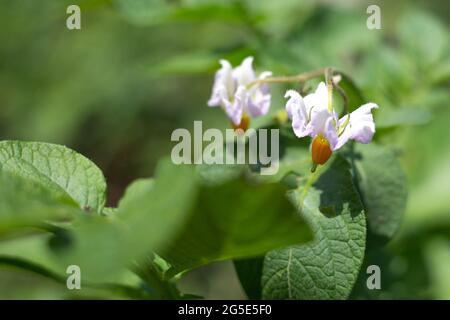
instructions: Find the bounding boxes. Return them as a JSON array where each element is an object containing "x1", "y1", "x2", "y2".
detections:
[{"x1": 311, "y1": 135, "x2": 332, "y2": 165}]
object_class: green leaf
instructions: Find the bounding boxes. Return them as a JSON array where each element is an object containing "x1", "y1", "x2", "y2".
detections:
[
  {"x1": 261, "y1": 156, "x2": 366, "y2": 299},
  {"x1": 195, "y1": 159, "x2": 244, "y2": 185},
  {"x1": 0, "y1": 233, "x2": 149, "y2": 299},
  {"x1": 149, "y1": 52, "x2": 218, "y2": 75},
  {"x1": 114, "y1": 0, "x2": 172, "y2": 26},
  {"x1": 49, "y1": 158, "x2": 312, "y2": 283},
  {"x1": 49, "y1": 159, "x2": 197, "y2": 282},
  {"x1": 397, "y1": 9, "x2": 446, "y2": 66},
  {"x1": 49, "y1": 215, "x2": 132, "y2": 282},
  {"x1": 0, "y1": 171, "x2": 77, "y2": 234},
  {"x1": 0, "y1": 141, "x2": 107, "y2": 213},
  {"x1": 234, "y1": 257, "x2": 264, "y2": 300},
  {"x1": 119, "y1": 159, "x2": 199, "y2": 253},
  {"x1": 169, "y1": 2, "x2": 246, "y2": 24},
  {"x1": 424, "y1": 238, "x2": 450, "y2": 299},
  {"x1": 348, "y1": 144, "x2": 407, "y2": 240},
  {"x1": 0, "y1": 233, "x2": 67, "y2": 281},
  {"x1": 161, "y1": 172, "x2": 313, "y2": 278},
  {"x1": 0, "y1": 256, "x2": 63, "y2": 283},
  {"x1": 117, "y1": 178, "x2": 154, "y2": 209},
  {"x1": 430, "y1": 58, "x2": 450, "y2": 85},
  {"x1": 376, "y1": 107, "x2": 432, "y2": 129}
]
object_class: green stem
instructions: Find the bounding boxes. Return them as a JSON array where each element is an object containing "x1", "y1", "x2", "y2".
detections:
[
  {"x1": 298, "y1": 165, "x2": 321, "y2": 211},
  {"x1": 132, "y1": 260, "x2": 180, "y2": 300},
  {"x1": 246, "y1": 67, "x2": 328, "y2": 89},
  {"x1": 325, "y1": 67, "x2": 334, "y2": 113}
]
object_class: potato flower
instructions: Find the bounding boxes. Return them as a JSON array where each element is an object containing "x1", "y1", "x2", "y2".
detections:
[
  {"x1": 285, "y1": 81, "x2": 378, "y2": 170},
  {"x1": 207, "y1": 57, "x2": 272, "y2": 131}
]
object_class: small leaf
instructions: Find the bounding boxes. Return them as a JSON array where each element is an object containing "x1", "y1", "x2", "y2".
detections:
[
  {"x1": 0, "y1": 141, "x2": 107, "y2": 213},
  {"x1": 262, "y1": 156, "x2": 366, "y2": 299}
]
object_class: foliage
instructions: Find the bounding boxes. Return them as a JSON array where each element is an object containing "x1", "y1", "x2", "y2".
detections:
[{"x1": 0, "y1": 0, "x2": 449, "y2": 300}]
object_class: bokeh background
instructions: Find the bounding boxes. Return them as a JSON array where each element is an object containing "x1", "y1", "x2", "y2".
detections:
[{"x1": 0, "y1": 0, "x2": 449, "y2": 299}]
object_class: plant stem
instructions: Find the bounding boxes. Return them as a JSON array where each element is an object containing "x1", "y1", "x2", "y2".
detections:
[{"x1": 246, "y1": 67, "x2": 328, "y2": 89}]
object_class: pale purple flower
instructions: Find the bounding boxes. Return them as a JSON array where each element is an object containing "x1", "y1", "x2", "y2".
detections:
[
  {"x1": 285, "y1": 81, "x2": 378, "y2": 151},
  {"x1": 208, "y1": 57, "x2": 272, "y2": 125}
]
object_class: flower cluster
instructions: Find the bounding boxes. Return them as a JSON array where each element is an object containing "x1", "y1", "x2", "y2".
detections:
[{"x1": 208, "y1": 57, "x2": 378, "y2": 168}]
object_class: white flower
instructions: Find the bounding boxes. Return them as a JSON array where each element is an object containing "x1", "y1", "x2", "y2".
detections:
[
  {"x1": 285, "y1": 81, "x2": 378, "y2": 165},
  {"x1": 208, "y1": 57, "x2": 272, "y2": 126}
]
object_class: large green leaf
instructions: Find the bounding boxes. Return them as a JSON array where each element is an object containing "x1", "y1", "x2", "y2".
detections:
[
  {"x1": 0, "y1": 233, "x2": 66, "y2": 279},
  {"x1": 0, "y1": 233, "x2": 148, "y2": 299},
  {"x1": 160, "y1": 174, "x2": 313, "y2": 278},
  {"x1": 50, "y1": 159, "x2": 197, "y2": 282},
  {"x1": 349, "y1": 144, "x2": 407, "y2": 240},
  {"x1": 49, "y1": 159, "x2": 312, "y2": 282},
  {"x1": 0, "y1": 141, "x2": 107, "y2": 213},
  {"x1": 234, "y1": 257, "x2": 264, "y2": 300},
  {"x1": 261, "y1": 156, "x2": 366, "y2": 299}
]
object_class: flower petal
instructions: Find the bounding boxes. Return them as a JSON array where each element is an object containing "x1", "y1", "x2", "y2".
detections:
[
  {"x1": 314, "y1": 81, "x2": 329, "y2": 110},
  {"x1": 285, "y1": 90, "x2": 310, "y2": 137},
  {"x1": 247, "y1": 91, "x2": 271, "y2": 117},
  {"x1": 307, "y1": 107, "x2": 335, "y2": 138},
  {"x1": 232, "y1": 56, "x2": 256, "y2": 86},
  {"x1": 303, "y1": 81, "x2": 329, "y2": 119},
  {"x1": 348, "y1": 103, "x2": 378, "y2": 143},
  {"x1": 257, "y1": 71, "x2": 272, "y2": 95},
  {"x1": 208, "y1": 59, "x2": 234, "y2": 107},
  {"x1": 324, "y1": 116, "x2": 339, "y2": 151},
  {"x1": 224, "y1": 85, "x2": 246, "y2": 125},
  {"x1": 247, "y1": 71, "x2": 272, "y2": 117},
  {"x1": 208, "y1": 56, "x2": 274, "y2": 124},
  {"x1": 335, "y1": 102, "x2": 378, "y2": 149}
]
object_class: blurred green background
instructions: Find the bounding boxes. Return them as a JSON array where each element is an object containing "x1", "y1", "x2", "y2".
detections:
[{"x1": 0, "y1": 0, "x2": 449, "y2": 299}]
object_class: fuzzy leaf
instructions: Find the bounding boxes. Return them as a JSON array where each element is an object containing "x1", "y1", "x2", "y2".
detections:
[
  {"x1": 350, "y1": 144, "x2": 407, "y2": 239},
  {"x1": 262, "y1": 156, "x2": 366, "y2": 299},
  {"x1": 0, "y1": 171, "x2": 77, "y2": 234},
  {"x1": 0, "y1": 141, "x2": 107, "y2": 213},
  {"x1": 161, "y1": 171, "x2": 313, "y2": 278}
]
